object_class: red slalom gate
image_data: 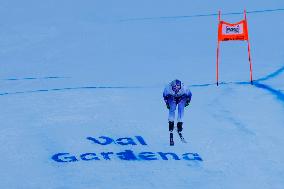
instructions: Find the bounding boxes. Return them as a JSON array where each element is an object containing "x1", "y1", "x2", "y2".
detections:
[{"x1": 216, "y1": 10, "x2": 253, "y2": 86}]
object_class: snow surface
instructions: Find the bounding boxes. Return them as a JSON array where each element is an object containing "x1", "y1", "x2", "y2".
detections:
[{"x1": 1, "y1": 1, "x2": 284, "y2": 189}]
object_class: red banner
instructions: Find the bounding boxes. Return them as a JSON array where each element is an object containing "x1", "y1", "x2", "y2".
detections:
[{"x1": 218, "y1": 20, "x2": 248, "y2": 41}]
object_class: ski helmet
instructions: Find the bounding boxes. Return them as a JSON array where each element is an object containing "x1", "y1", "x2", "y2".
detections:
[{"x1": 171, "y1": 79, "x2": 182, "y2": 93}]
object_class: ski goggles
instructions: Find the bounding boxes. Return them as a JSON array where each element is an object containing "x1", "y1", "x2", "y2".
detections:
[{"x1": 172, "y1": 84, "x2": 181, "y2": 93}]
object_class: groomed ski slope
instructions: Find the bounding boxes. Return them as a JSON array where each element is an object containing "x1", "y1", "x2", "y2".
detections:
[{"x1": 1, "y1": 1, "x2": 284, "y2": 189}]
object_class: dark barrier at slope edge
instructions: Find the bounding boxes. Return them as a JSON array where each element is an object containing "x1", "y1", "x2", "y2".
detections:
[{"x1": 52, "y1": 136, "x2": 203, "y2": 162}]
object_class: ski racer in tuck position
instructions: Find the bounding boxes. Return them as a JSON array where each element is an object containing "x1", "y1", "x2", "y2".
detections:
[{"x1": 163, "y1": 79, "x2": 192, "y2": 146}]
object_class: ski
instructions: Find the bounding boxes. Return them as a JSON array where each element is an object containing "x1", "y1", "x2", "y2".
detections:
[
  {"x1": 177, "y1": 131, "x2": 187, "y2": 143},
  {"x1": 170, "y1": 132, "x2": 174, "y2": 146}
]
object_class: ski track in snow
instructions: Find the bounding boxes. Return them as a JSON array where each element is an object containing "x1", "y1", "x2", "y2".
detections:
[
  {"x1": 0, "y1": 86, "x2": 144, "y2": 96},
  {"x1": 212, "y1": 108, "x2": 256, "y2": 136},
  {"x1": 1, "y1": 76, "x2": 68, "y2": 81},
  {"x1": 0, "y1": 66, "x2": 283, "y2": 105}
]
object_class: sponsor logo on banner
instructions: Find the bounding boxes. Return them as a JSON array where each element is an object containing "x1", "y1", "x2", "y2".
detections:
[{"x1": 222, "y1": 23, "x2": 243, "y2": 35}]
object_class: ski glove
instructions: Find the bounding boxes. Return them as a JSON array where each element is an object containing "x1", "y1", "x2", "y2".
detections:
[
  {"x1": 185, "y1": 100, "x2": 190, "y2": 107},
  {"x1": 185, "y1": 98, "x2": 191, "y2": 107},
  {"x1": 166, "y1": 102, "x2": 170, "y2": 109}
]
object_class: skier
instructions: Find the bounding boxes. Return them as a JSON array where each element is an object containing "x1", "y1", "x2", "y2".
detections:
[{"x1": 163, "y1": 79, "x2": 192, "y2": 146}]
